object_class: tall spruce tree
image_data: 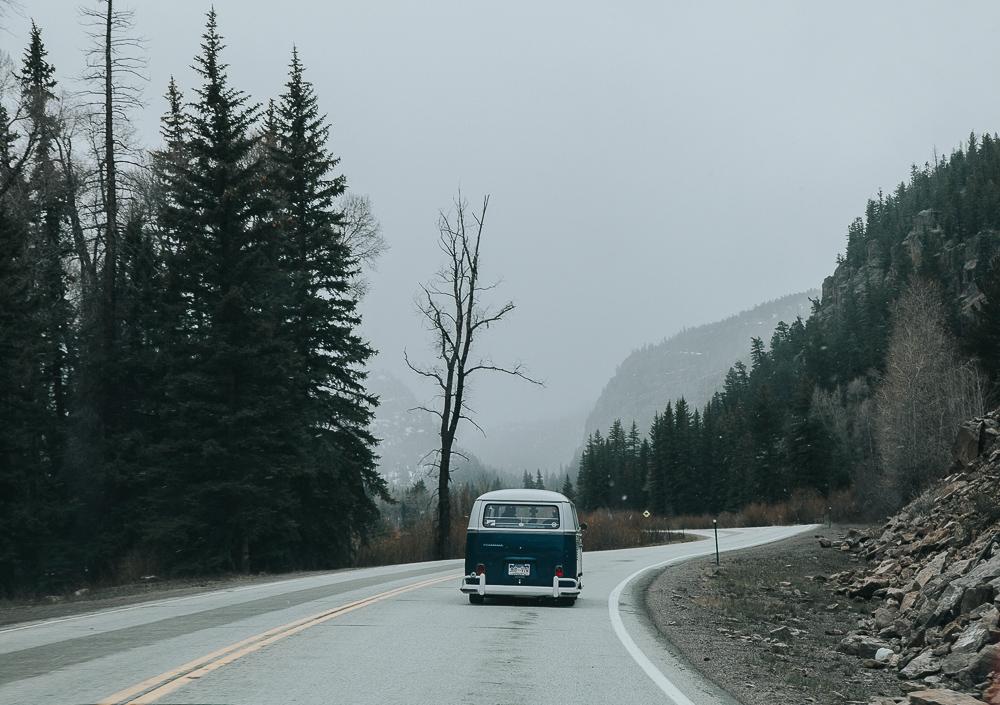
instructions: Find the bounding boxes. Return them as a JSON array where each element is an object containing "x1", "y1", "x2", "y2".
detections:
[
  {"x1": 22, "y1": 22, "x2": 72, "y2": 447},
  {"x1": 15, "y1": 23, "x2": 76, "y2": 590},
  {"x1": 270, "y1": 47, "x2": 385, "y2": 566},
  {"x1": 560, "y1": 474, "x2": 575, "y2": 500},
  {"x1": 151, "y1": 12, "x2": 299, "y2": 573},
  {"x1": 0, "y1": 102, "x2": 50, "y2": 594}
]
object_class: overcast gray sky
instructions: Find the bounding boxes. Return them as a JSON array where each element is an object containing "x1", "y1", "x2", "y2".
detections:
[{"x1": 8, "y1": 1, "x2": 1000, "y2": 430}]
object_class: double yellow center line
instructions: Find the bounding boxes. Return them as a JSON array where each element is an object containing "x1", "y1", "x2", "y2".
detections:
[{"x1": 98, "y1": 572, "x2": 458, "y2": 705}]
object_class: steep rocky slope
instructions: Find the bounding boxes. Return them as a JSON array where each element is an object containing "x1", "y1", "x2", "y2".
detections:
[
  {"x1": 822, "y1": 411, "x2": 1000, "y2": 705},
  {"x1": 821, "y1": 209, "x2": 999, "y2": 321}
]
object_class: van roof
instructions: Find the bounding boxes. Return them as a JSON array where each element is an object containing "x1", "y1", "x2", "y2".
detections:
[{"x1": 476, "y1": 489, "x2": 570, "y2": 502}]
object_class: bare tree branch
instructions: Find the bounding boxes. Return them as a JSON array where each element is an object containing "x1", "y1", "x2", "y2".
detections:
[
  {"x1": 409, "y1": 405, "x2": 444, "y2": 420},
  {"x1": 465, "y1": 362, "x2": 543, "y2": 385},
  {"x1": 339, "y1": 192, "x2": 386, "y2": 298}
]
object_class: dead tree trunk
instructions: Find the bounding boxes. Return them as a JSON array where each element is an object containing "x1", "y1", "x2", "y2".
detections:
[
  {"x1": 407, "y1": 194, "x2": 540, "y2": 559},
  {"x1": 101, "y1": 0, "x2": 119, "y2": 376}
]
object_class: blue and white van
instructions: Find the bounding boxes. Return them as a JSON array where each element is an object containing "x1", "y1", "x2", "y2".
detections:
[{"x1": 459, "y1": 489, "x2": 583, "y2": 606}]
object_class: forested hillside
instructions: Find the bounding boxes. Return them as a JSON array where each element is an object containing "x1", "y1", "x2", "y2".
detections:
[
  {"x1": 585, "y1": 292, "x2": 816, "y2": 439},
  {"x1": 578, "y1": 136, "x2": 1000, "y2": 517},
  {"x1": 0, "y1": 12, "x2": 386, "y2": 595}
]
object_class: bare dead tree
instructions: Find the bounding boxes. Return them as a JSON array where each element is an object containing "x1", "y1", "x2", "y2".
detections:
[
  {"x1": 78, "y1": 0, "x2": 146, "y2": 367},
  {"x1": 52, "y1": 109, "x2": 96, "y2": 296},
  {"x1": 0, "y1": 0, "x2": 18, "y2": 31},
  {"x1": 406, "y1": 193, "x2": 541, "y2": 559},
  {"x1": 339, "y1": 192, "x2": 387, "y2": 298}
]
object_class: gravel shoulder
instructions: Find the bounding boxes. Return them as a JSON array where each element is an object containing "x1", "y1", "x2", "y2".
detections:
[{"x1": 644, "y1": 526, "x2": 907, "y2": 705}]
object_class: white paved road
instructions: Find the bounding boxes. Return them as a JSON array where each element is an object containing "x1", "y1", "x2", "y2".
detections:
[{"x1": 0, "y1": 525, "x2": 815, "y2": 705}]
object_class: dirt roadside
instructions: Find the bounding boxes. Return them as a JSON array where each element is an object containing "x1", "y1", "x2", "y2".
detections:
[{"x1": 645, "y1": 526, "x2": 906, "y2": 705}]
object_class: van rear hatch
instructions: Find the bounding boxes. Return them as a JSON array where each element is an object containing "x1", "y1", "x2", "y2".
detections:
[{"x1": 475, "y1": 502, "x2": 572, "y2": 586}]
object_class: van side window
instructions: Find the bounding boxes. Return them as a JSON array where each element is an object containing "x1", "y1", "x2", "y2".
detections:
[
  {"x1": 571, "y1": 504, "x2": 580, "y2": 530},
  {"x1": 483, "y1": 504, "x2": 560, "y2": 529}
]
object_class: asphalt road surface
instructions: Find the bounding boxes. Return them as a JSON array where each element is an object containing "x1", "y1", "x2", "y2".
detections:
[{"x1": 0, "y1": 525, "x2": 814, "y2": 705}]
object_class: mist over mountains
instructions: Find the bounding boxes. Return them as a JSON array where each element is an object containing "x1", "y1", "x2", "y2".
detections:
[
  {"x1": 460, "y1": 412, "x2": 586, "y2": 477},
  {"x1": 376, "y1": 292, "x2": 820, "y2": 479},
  {"x1": 369, "y1": 370, "x2": 502, "y2": 487},
  {"x1": 368, "y1": 371, "x2": 436, "y2": 486},
  {"x1": 584, "y1": 291, "x2": 818, "y2": 439}
]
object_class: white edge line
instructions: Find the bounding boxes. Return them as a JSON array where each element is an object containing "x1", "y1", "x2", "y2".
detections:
[
  {"x1": 607, "y1": 525, "x2": 820, "y2": 705},
  {"x1": 0, "y1": 559, "x2": 462, "y2": 635}
]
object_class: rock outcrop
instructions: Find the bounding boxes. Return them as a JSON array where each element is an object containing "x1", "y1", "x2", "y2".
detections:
[
  {"x1": 821, "y1": 410, "x2": 1000, "y2": 705},
  {"x1": 820, "y1": 209, "x2": 1000, "y2": 320}
]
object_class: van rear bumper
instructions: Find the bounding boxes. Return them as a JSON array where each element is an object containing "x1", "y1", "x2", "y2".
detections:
[{"x1": 459, "y1": 573, "x2": 581, "y2": 598}]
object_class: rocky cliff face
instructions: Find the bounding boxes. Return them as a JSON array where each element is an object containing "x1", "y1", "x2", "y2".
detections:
[
  {"x1": 821, "y1": 209, "x2": 1000, "y2": 318},
  {"x1": 821, "y1": 410, "x2": 1000, "y2": 705}
]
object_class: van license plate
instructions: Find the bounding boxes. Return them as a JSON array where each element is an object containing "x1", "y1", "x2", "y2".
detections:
[{"x1": 508, "y1": 563, "x2": 530, "y2": 576}]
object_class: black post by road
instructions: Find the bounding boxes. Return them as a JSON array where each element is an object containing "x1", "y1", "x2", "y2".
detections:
[{"x1": 713, "y1": 519, "x2": 719, "y2": 566}]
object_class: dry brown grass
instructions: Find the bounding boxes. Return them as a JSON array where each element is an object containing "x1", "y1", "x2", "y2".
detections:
[
  {"x1": 577, "y1": 510, "x2": 694, "y2": 551},
  {"x1": 663, "y1": 489, "x2": 859, "y2": 531}
]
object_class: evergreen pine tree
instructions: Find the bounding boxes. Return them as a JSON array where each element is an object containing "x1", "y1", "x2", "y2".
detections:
[
  {"x1": 150, "y1": 12, "x2": 301, "y2": 573},
  {"x1": 270, "y1": 47, "x2": 386, "y2": 566},
  {"x1": 560, "y1": 474, "x2": 575, "y2": 501},
  {"x1": 606, "y1": 419, "x2": 626, "y2": 507},
  {"x1": 0, "y1": 103, "x2": 52, "y2": 594},
  {"x1": 649, "y1": 404, "x2": 674, "y2": 515},
  {"x1": 672, "y1": 398, "x2": 692, "y2": 514},
  {"x1": 624, "y1": 421, "x2": 642, "y2": 508},
  {"x1": 15, "y1": 22, "x2": 76, "y2": 590}
]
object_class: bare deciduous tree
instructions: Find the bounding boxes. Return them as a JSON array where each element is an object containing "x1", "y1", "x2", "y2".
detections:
[
  {"x1": 875, "y1": 280, "x2": 986, "y2": 505},
  {"x1": 339, "y1": 192, "x2": 386, "y2": 298},
  {"x1": 78, "y1": 0, "x2": 146, "y2": 367},
  {"x1": 406, "y1": 193, "x2": 540, "y2": 559}
]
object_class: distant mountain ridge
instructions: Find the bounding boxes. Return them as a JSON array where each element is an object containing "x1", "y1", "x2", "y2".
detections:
[
  {"x1": 585, "y1": 291, "x2": 818, "y2": 437},
  {"x1": 369, "y1": 369, "x2": 501, "y2": 487},
  {"x1": 368, "y1": 370, "x2": 437, "y2": 486},
  {"x1": 461, "y1": 411, "x2": 586, "y2": 476}
]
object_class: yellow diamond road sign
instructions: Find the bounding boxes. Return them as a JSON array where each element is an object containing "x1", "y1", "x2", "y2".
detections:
[{"x1": 642, "y1": 510, "x2": 651, "y2": 518}]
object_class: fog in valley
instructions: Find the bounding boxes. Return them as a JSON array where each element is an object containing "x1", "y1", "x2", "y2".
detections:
[{"x1": 12, "y1": 0, "x2": 1000, "y2": 475}]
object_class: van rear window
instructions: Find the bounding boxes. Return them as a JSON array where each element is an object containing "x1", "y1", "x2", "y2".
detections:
[{"x1": 483, "y1": 504, "x2": 560, "y2": 529}]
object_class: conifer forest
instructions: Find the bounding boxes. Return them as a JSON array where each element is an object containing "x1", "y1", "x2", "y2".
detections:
[{"x1": 1, "y1": 11, "x2": 388, "y2": 595}]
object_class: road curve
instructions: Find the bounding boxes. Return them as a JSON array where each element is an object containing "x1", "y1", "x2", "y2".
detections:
[{"x1": 0, "y1": 525, "x2": 814, "y2": 705}]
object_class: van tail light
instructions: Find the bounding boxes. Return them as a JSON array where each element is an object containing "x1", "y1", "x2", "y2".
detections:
[
  {"x1": 555, "y1": 565, "x2": 564, "y2": 578},
  {"x1": 475, "y1": 563, "x2": 485, "y2": 576}
]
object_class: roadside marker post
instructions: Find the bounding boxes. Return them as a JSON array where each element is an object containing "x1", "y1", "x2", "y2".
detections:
[{"x1": 713, "y1": 519, "x2": 719, "y2": 566}]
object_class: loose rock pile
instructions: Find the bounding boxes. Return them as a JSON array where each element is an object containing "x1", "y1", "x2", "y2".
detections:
[{"x1": 822, "y1": 411, "x2": 1000, "y2": 705}]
